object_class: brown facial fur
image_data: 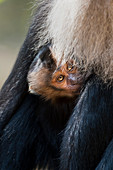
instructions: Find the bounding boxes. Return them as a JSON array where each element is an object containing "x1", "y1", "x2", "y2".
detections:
[{"x1": 28, "y1": 58, "x2": 84, "y2": 103}]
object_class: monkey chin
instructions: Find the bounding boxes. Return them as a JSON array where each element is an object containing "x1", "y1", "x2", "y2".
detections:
[
  {"x1": 52, "y1": 93, "x2": 80, "y2": 105},
  {"x1": 28, "y1": 84, "x2": 81, "y2": 104},
  {"x1": 41, "y1": 88, "x2": 81, "y2": 105}
]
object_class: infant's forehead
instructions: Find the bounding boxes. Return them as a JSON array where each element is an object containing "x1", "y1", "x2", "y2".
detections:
[
  {"x1": 57, "y1": 59, "x2": 75, "y2": 69},
  {"x1": 66, "y1": 59, "x2": 75, "y2": 65}
]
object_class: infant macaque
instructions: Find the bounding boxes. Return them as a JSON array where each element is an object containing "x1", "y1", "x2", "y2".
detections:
[{"x1": 27, "y1": 46, "x2": 85, "y2": 103}]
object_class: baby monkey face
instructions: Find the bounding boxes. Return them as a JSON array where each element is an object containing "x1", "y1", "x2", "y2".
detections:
[
  {"x1": 51, "y1": 60, "x2": 84, "y2": 95},
  {"x1": 28, "y1": 46, "x2": 85, "y2": 102}
]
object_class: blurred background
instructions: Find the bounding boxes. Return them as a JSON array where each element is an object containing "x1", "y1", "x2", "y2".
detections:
[{"x1": 0, "y1": 0, "x2": 32, "y2": 88}]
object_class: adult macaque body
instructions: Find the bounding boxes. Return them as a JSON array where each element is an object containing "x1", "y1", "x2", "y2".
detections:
[{"x1": 0, "y1": 0, "x2": 113, "y2": 170}]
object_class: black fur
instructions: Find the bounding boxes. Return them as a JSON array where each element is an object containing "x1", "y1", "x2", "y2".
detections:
[
  {"x1": 60, "y1": 78, "x2": 113, "y2": 170},
  {"x1": 0, "y1": 94, "x2": 73, "y2": 170},
  {"x1": 0, "y1": 0, "x2": 113, "y2": 170},
  {"x1": 96, "y1": 138, "x2": 113, "y2": 170},
  {"x1": 0, "y1": 0, "x2": 51, "y2": 132}
]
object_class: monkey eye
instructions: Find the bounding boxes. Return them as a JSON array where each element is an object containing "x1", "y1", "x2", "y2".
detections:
[
  {"x1": 57, "y1": 75, "x2": 64, "y2": 82},
  {"x1": 67, "y1": 64, "x2": 74, "y2": 71}
]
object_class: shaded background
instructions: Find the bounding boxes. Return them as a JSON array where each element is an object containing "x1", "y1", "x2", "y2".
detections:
[{"x1": 0, "y1": 0, "x2": 32, "y2": 88}]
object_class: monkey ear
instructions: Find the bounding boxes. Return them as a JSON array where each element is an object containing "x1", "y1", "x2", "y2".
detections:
[
  {"x1": 29, "y1": 44, "x2": 56, "y2": 73},
  {"x1": 34, "y1": 44, "x2": 56, "y2": 70},
  {"x1": 34, "y1": 44, "x2": 51, "y2": 62}
]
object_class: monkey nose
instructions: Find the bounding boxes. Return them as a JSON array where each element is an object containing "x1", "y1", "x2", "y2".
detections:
[{"x1": 68, "y1": 74, "x2": 83, "y2": 85}]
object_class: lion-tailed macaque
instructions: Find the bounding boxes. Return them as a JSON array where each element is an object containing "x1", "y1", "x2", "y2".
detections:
[{"x1": 1, "y1": 1, "x2": 113, "y2": 170}]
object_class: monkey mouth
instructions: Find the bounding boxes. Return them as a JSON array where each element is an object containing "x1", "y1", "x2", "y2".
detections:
[
  {"x1": 68, "y1": 83, "x2": 82, "y2": 90},
  {"x1": 63, "y1": 84, "x2": 82, "y2": 95}
]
